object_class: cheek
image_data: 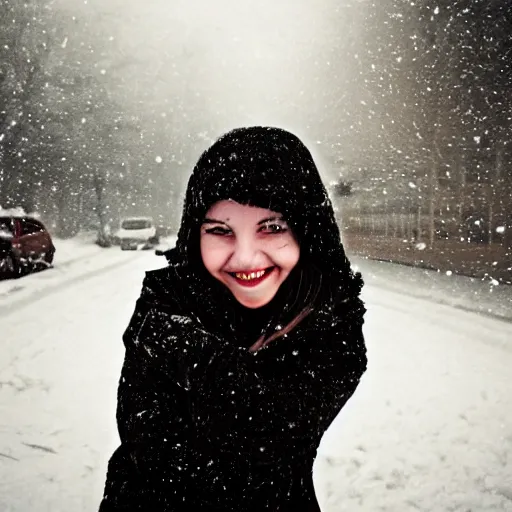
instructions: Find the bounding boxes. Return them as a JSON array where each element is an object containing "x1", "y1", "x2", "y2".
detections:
[
  {"x1": 200, "y1": 237, "x2": 229, "y2": 273},
  {"x1": 269, "y1": 236, "x2": 300, "y2": 270}
]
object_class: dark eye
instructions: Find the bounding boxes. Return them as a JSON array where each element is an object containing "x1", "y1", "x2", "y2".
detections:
[
  {"x1": 204, "y1": 226, "x2": 232, "y2": 236},
  {"x1": 260, "y1": 223, "x2": 287, "y2": 234}
]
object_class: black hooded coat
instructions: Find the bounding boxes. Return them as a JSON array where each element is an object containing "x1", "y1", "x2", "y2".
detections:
[{"x1": 99, "y1": 127, "x2": 367, "y2": 512}]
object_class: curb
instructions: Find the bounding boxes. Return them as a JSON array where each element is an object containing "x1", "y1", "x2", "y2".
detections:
[
  {"x1": 347, "y1": 251, "x2": 512, "y2": 286},
  {"x1": 349, "y1": 255, "x2": 512, "y2": 324}
]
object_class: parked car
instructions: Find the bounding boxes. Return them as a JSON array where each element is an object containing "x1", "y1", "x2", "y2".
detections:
[
  {"x1": 0, "y1": 215, "x2": 55, "y2": 278},
  {"x1": 113, "y1": 216, "x2": 159, "y2": 250}
]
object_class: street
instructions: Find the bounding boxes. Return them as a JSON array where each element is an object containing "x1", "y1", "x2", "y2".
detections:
[{"x1": 1, "y1": 250, "x2": 511, "y2": 511}]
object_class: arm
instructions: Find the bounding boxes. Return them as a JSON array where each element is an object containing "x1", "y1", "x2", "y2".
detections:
[
  {"x1": 186, "y1": 307, "x2": 367, "y2": 464},
  {"x1": 99, "y1": 298, "x2": 195, "y2": 511},
  {"x1": 291, "y1": 295, "x2": 367, "y2": 429},
  {"x1": 246, "y1": 303, "x2": 368, "y2": 456},
  {"x1": 305, "y1": 319, "x2": 367, "y2": 436}
]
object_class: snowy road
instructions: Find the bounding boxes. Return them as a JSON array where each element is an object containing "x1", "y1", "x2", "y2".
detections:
[{"x1": 1, "y1": 250, "x2": 512, "y2": 512}]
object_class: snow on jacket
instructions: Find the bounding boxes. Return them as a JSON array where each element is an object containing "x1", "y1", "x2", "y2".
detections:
[
  {"x1": 99, "y1": 126, "x2": 367, "y2": 511},
  {"x1": 99, "y1": 264, "x2": 366, "y2": 512}
]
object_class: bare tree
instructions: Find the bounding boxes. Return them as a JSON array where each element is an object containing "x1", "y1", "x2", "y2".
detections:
[{"x1": 0, "y1": 0, "x2": 54, "y2": 209}]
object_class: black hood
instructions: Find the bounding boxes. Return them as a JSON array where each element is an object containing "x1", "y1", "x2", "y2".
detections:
[
  {"x1": 164, "y1": 126, "x2": 363, "y2": 344},
  {"x1": 177, "y1": 126, "x2": 346, "y2": 269}
]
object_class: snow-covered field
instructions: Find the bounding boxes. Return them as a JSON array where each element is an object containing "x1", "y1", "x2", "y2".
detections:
[
  {"x1": 0, "y1": 233, "x2": 176, "y2": 316},
  {"x1": 353, "y1": 256, "x2": 512, "y2": 323},
  {"x1": 1, "y1": 244, "x2": 511, "y2": 511}
]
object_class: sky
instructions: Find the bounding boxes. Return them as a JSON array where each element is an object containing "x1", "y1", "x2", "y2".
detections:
[
  {"x1": 52, "y1": 0, "x2": 364, "y2": 178},
  {"x1": 6, "y1": 0, "x2": 510, "y2": 225}
]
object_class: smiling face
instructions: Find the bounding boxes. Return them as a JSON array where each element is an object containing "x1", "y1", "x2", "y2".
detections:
[{"x1": 199, "y1": 200, "x2": 300, "y2": 309}]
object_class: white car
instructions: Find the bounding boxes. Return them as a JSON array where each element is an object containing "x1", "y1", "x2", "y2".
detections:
[{"x1": 114, "y1": 217, "x2": 158, "y2": 250}]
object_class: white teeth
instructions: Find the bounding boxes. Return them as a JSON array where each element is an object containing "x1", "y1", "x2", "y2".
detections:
[{"x1": 235, "y1": 270, "x2": 266, "y2": 280}]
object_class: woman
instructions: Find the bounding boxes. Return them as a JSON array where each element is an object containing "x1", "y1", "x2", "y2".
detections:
[{"x1": 99, "y1": 126, "x2": 367, "y2": 511}]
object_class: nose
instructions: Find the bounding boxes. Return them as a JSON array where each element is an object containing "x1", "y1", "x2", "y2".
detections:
[{"x1": 230, "y1": 234, "x2": 262, "y2": 270}]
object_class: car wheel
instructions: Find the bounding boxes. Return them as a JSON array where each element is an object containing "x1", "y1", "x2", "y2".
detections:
[
  {"x1": 1, "y1": 253, "x2": 20, "y2": 279},
  {"x1": 44, "y1": 250, "x2": 54, "y2": 266}
]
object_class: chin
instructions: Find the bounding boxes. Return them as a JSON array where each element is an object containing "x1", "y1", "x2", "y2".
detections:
[{"x1": 233, "y1": 293, "x2": 275, "y2": 309}]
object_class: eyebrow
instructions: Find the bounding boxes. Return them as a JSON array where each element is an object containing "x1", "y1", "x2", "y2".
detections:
[
  {"x1": 202, "y1": 216, "x2": 284, "y2": 225},
  {"x1": 257, "y1": 216, "x2": 284, "y2": 225},
  {"x1": 202, "y1": 218, "x2": 228, "y2": 225}
]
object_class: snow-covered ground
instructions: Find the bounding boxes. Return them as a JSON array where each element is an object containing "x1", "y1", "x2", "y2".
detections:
[
  {"x1": 0, "y1": 233, "x2": 176, "y2": 317},
  {"x1": 352, "y1": 256, "x2": 512, "y2": 323},
  {"x1": 1, "y1": 247, "x2": 511, "y2": 511},
  {"x1": 315, "y1": 284, "x2": 512, "y2": 511}
]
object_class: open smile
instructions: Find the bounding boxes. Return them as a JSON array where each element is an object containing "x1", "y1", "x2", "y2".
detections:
[{"x1": 227, "y1": 267, "x2": 276, "y2": 287}]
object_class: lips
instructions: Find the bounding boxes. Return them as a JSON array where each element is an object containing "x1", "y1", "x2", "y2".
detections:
[{"x1": 228, "y1": 267, "x2": 275, "y2": 287}]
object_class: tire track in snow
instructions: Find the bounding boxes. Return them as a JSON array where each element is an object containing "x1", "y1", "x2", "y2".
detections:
[{"x1": 0, "y1": 252, "x2": 146, "y2": 319}]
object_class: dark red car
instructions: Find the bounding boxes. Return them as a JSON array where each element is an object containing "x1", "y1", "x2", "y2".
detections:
[{"x1": 0, "y1": 215, "x2": 55, "y2": 278}]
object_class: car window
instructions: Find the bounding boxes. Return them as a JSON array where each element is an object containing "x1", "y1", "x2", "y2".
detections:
[
  {"x1": 20, "y1": 218, "x2": 43, "y2": 236},
  {"x1": 0, "y1": 217, "x2": 14, "y2": 238},
  {"x1": 32, "y1": 219, "x2": 46, "y2": 232},
  {"x1": 121, "y1": 220, "x2": 152, "y2": 230}
]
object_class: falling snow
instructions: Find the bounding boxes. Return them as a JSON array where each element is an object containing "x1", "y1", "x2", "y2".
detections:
[{"x1": 0, "y1": 0, "x2": 511, "y2": 510}]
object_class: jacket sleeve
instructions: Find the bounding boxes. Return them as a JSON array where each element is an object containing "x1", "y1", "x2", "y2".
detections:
[
  {"x1": 249, "y1": 298, "x2": 368, "y2": 456},
  {"x1": 99, "y1": 296, "x2": 196, "y2": 511},
  {"x1": 299, "y1": 297, "x2": 367, "y2": 436},
  {"x1": 308, "y1": 317, "x2": 367, "y2": 435}
]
